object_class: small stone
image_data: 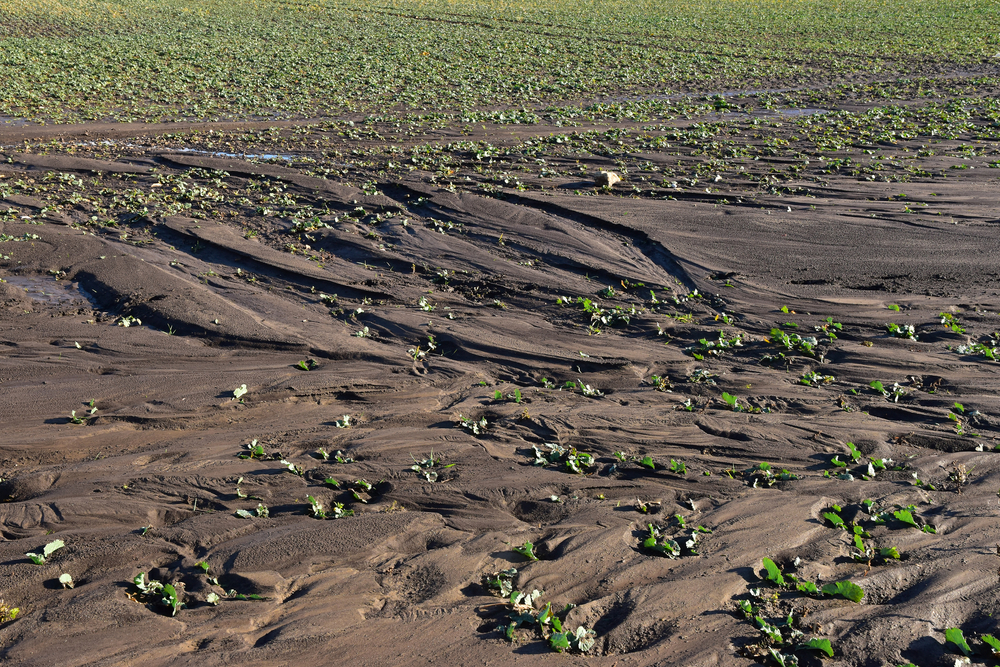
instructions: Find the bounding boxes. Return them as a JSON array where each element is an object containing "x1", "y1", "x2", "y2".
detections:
[{"x1": 594, "y1": 171, "x2": 620, "y2": 187}]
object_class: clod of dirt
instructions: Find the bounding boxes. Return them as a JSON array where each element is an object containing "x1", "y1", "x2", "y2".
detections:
[{"x1": 594, "y1": 171, "x2": 621, "y2": 187}]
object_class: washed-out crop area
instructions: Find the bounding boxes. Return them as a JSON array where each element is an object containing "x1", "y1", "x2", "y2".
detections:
[{"x1": 1, "y1": 1, "x2": 1000, "y2": 665}]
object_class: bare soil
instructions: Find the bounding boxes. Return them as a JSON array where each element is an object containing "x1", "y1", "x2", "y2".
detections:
[{"x1": 1, "y1": 92, "x2": 999, "y2": 667}]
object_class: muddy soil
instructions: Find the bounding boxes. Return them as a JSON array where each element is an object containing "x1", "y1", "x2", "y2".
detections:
[{"x1": 1, "y1": 78, "x2": 999, "y2": 667}]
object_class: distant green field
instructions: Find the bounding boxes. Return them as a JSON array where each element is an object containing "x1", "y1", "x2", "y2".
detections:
[{"x1": 0, "y1": 0, "x2": 996, "y2": 123}]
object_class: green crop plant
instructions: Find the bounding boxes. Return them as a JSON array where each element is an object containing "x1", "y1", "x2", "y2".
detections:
[
  {"x1": 457, "y1": 414, "x2": 488, "y2": 435},
  {"x1": 26, "y1": 539, "x2": 64, "y2": 565},
  {"x1": 0, "y1": 600, "x2": 19, "y2": 623},
  {"x1": 531, "y1": 443, "x2": 594, "y2": 474},
  {"x1": 886, "y1": 323, "x2": 918, "y2": 340},
  {"x1": 411, "y1": 451, "x2": 456, "y2": 482},
  {"x1": 513, "y1": 541, "x2": 540, "y2": 562}
]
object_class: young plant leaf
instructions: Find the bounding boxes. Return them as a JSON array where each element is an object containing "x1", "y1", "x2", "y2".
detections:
[
  {"x1": 821, "y1": 580, "x2": 864, "y2": 603},
  {"x1": 981, "y1": 634, "x2": 1000, "y2": 657},
  {"x1": 800, "y1": 637, "x2": 834, "y2": 657},
  {"x1": 945, "y1": 628, "x2": 971, "y2": 656},
  {"x1": 761, "y1": 557, "x2": 786, "y2": 587}
]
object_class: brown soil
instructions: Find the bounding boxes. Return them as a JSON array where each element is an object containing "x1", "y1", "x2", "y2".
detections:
[{"x1": 1, "y1": 104, "x2": 999, "y2": 667}]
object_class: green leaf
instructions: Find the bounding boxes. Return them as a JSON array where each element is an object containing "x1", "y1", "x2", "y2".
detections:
[
  {"x1": 549, "y1": 632, "x2": 571, "y2": 652},
  {"x1": 893, "y1": 509, "x2": 919, "y2": 528},
  {"x1": 800, "y1": 637, "x2": 834, "y2": 657},
  {"x1": 762, "y1": 557, "x2": 786, "y2": 587},
  {"x1": 639, "y1": 455, "x2": 655, "y2": 470},
  {"x1": 822, "y1": 511, "x2": 845, "y2": 529},
  {"x1": 945, "y1": 627, "x2": 971, "y2": 656},
  {"x1": 796, "y1": 581, "x2": 819, "y2": 595},
  {"x1": 513, "y1": 541, "x2": 539, "y2": 562},
  {"x1": 43, "y1": 540, "x2": 65, "y2": 558},
  {"x1": 821, "y1": 580, "x2": 864, "y2": 603},
  {"x1": 981, "y1": 634, "x2": 1000, "y2": 656}
]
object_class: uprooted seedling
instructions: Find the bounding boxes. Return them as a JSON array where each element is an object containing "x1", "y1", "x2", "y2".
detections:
[{"x1": 531, "y1": 442, "x2": 595, "y2": 474}]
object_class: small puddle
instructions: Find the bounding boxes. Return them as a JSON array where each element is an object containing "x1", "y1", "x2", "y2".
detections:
[
  {"x1": 170, "y1": 147, "x2": 296, "y2": 161},
  {"x1": 3, "y1": 276, "x2": 99, "y2": 308},
  {"x1": 0, "y1": 116, "x2": 31, "y2": 127}
]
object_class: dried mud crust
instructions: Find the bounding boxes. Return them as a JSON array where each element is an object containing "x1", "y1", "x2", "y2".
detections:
[{"x1": 1, "y1": 79, "x2": 1000, "y2": 667}]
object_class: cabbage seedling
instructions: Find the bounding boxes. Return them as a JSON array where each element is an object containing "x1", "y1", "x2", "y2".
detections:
[
  {"x1": 306, "y1": 495, "x2": 327, "y2": 519},
  {"x1": 279, "y1": 460, "x2": 305, "y2": 476},
  {"x1": 457, "y1": 414, "x2": 488, "y2": 435},
  {"x1": 531, "y1": 443, "x2": 594, "y2": 474},
  {"x1": 669, "y1": 459, "x2": 687, "y2": 475},
  {"x1": 643, "y1": 524, "x2": 681, "y2": 558},
  {"x1": 26, "y1": 539, "x2": 64, "y2": 565},
  {"x1": 482, "y1": 568, "x2": 518, "y2": 598},
  {"x1": 132, "y1": 573, "x2": 164, "y2": 596},
  {"x1": 296, "y1": 358, "x2": 318, "y2": 371},
  {"x1": 59, "y1": 573, "x2": 74, "y2": 589},
  {"x1": 162, "y1": 584, "x2": 183, "y2": 616},
  {"x1": 0, "y1": 601, "x2": 20, "y2": 622},
  {"x1": 886, "y1": 323, "x2": 917, "y2": 340},
  {"x1": 206, "y1": 592, "x2": 221, "y2": 606},
  {"x1": 820, "y1": 580, "x2": 864, "y2": 603},
  {"x1": 332, "y1": 450, "x2": 355, "y2": 463},
  {"x1": 334, "y1": 415, "x2": 352, "y2": 428},
  {"x1": 411, "y1": 451, "x2": 456, "y2": 482},
  {"x1": 231, "y1": 384, "x2": 248, "y2": 401},
  {"x1": 945, "y1": 628, "x2": 971, "y2": 656},
  {"x1": 982, "y1": 634, "x2": 1000, "y2": 657},
  {"x1": 577, "y1": 380, "x2": 604, "y2": 397},
  {"x1": 239, "y1": 439, "x2": 266, "y2": 460},
  {"x1": 117, "y1": 315, "x2": 142, "y2": 327},
  {"x1": 761, "y1": 557, "x2": 787, "y2": 587},
  {"x1": 513, "y1": 541, "x2": 540, "y2": 562}
]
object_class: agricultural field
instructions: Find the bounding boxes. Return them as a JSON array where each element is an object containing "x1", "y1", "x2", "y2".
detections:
[{"x1": 1, "y1": 1, "x2": 1000, "y2": 666}]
